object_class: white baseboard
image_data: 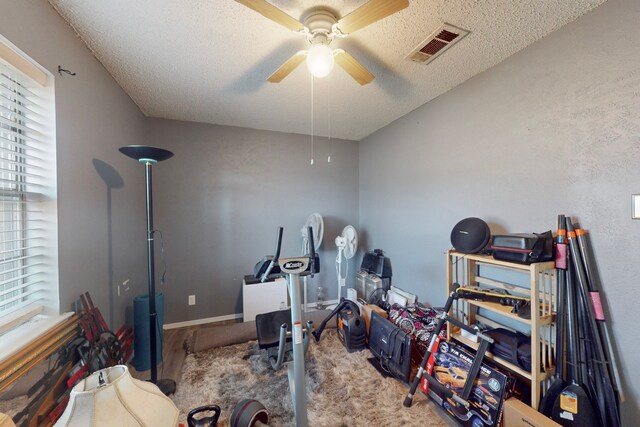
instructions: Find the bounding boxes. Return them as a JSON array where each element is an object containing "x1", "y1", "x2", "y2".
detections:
[
  {"x1": 302, "y1": 299, "x2": 339, "y2": 312},
  {"x1": 162, "y1": 299, "x2": 339, "y2": 330}
]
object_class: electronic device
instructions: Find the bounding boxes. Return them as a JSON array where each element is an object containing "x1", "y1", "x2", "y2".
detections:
[
  {"x1": 450, "y1": 217, "x2": 491, "y2": 254},
  {"x1": 355, "y1": 271, "x2": 367, "y2": 302}
]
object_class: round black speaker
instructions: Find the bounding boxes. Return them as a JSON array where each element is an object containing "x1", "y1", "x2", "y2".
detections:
[{"x1": 450, "y1": 217, "x2": 490, "y2": 254}]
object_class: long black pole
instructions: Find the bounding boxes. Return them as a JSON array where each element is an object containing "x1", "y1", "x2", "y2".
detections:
[
  {"x1": 575, "y1": 229, "x2": 620, "y2": 401},
  {"x1": 566, "y1": 219, "x2": 619, "y2": 427},
  {"x1": 539, "y1": 214, "x2": 567, "y2": 416},
  {"x1": 145, "y1": 161, "x2": 158, "y2": 384}
]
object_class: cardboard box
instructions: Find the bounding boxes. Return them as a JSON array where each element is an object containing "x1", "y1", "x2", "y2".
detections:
[
  {"x1": 360, "y1": 304, "x2": 387, "y2": 335},
  {"x1": 501, "y1": 398, "x2": 561, "y2": 427}
]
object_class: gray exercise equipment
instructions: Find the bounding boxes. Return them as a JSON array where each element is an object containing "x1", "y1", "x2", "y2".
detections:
[
  {"x1": 252, "y1": 226, "x2": 319, "y2": 427},
  {"x1": 188, "y1": 226, "x2": 318, "y2": 427},
  {"x1": 188, "y1": 400, "x2": 268, "y2": 427},
  {"x1": 187, "y1": 405, "x2": 221, "y2": 427},
  {"x1": 230, "y1": 399, "x2": 270, "y2": 427}
]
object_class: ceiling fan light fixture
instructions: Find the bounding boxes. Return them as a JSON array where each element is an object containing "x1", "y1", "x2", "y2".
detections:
[
  {"x1": 237, "y1": 0, "x2": 408, "y2": 84},
  {"x1": 306, "y1": 43, "x2": 334, "y2": 78}
]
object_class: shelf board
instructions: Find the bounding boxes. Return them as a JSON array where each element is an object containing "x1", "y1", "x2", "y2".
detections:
[
  {"x1": 448, "y1": 251, "x2": 555, "y2": 271},
  {"x1": 464, "y1": 299, "x2": 532, "y2": 324},
  {"x1": 460, "y1": 297, "x2": 554, "y2": 326}
]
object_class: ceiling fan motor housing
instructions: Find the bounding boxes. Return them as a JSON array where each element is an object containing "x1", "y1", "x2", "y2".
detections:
[{"x1": 303, "y1": 9, "x2": 338, "y2": 39}]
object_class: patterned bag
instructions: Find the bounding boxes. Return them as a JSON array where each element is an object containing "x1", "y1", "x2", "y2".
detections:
[{"x1": 389, "y1": 302, "x2": 447, "y2": 365}]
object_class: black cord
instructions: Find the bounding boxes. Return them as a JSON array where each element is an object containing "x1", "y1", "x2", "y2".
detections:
[
  {"x1": 367, "y1": 287, "x2": 387, "y2": 306},
  {"x1": 154, "y1": 229, "x2": 168, "y2": 285},
  {"x1": 452, "y1": 251, "x2": 469, "y2": 266},
  {"x1": 155, "y1": 311, "x2": 165, "y2": 376}
]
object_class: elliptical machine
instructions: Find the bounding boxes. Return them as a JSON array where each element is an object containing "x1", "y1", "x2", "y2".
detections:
[{"x1": 249, "y1": 226, "x2": 319, "y2": 427}]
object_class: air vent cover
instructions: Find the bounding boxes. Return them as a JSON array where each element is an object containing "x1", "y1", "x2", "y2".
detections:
[{"x1": 406, "y1": 23, "x2": 470, "y2": 65}]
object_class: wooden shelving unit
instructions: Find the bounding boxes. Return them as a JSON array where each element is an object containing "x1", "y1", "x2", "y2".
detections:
[{"x1": 445, "y1": 250, "x2": 557, "y2": 409}]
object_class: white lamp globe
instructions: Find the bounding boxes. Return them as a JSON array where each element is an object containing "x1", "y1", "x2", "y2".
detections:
[{"x1": 306, "y1": 44, "x2": 334, "y2": 78}]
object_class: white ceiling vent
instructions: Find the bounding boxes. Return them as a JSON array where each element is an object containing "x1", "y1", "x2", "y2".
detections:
[{"x1": 406, "y1": 23, "x2": 470, "y2": 65}]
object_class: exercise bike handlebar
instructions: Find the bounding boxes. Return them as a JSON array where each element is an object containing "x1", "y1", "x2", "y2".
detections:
[
  {"x1": 307, "y1": 226, "x2": 316, "y2": 278},
  {"x1": 260, "y1": 227, "x2": 283, "y2": 283}
]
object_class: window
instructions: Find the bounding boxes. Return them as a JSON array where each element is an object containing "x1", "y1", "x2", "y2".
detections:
[{"x1": 0, "y1": 36, "x2": 58, "y2": 334}]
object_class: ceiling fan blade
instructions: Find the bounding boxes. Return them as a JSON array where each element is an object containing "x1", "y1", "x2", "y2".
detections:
[
  {"x1": 235, "y1": 0, "x2": 304, "y2": 32},
  {"x1": 267, "y1": 51, "x2": 306, "y2": 83},
  {"x1": 334, "y1": 50, "x2": 374, "y2": 86},
  {"x1": 336, "y1": 0, "x2": 409, "y2": 35}
]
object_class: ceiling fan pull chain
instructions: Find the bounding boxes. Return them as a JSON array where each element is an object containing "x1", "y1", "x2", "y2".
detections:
[
  {"x1": 310, "y1": 74, "x2": 314, "y2": 165},
  {"x1": 328, "y1": 75, "x2": 332, "y2": 163}
]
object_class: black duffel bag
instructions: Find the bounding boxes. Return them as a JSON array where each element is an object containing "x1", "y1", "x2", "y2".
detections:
[
  {"x1": 491, "y1": 231, "x2": 554, "y2": 264},
  {"x1": 485, "y1": 328, "x2": 532, "y2": 371}
]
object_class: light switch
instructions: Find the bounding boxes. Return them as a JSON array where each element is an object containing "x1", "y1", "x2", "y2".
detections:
[{"x1": 633, "y1": 194, "x2": 640, "y2": 219}]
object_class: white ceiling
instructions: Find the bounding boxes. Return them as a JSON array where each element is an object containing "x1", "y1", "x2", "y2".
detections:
[{"x1": 48, "y1": 0, "x2": 606, "y2": 141}]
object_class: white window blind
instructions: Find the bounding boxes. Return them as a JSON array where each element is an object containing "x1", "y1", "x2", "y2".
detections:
[{"x1": 0, "y1": 37, "x2": 58, "y2": 326}]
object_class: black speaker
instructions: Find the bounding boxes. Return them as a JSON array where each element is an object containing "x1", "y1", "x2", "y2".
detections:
[{"x1": 450, "y1": 217, "x2": 490, "y2": 254}]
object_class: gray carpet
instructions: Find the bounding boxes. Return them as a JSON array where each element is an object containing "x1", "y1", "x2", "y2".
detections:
[{"x1": 173, "y1": 328, "x2": 447, "y2": 427}]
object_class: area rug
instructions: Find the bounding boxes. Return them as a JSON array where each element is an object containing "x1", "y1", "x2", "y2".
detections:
[{"x1": 172, "y1": 329, "x2": 448, "y2": 427}]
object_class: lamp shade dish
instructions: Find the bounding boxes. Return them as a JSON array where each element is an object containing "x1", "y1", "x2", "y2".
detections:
[{"x1": 119, "y1": 145, "x2": 174, "y2": 163}]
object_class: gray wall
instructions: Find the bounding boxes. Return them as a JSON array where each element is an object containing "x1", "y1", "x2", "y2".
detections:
[
  {"x1": 4, "y1": 0, "x2": 637, "y2": 421},
  {"x1": 359, "y1": 0, "x2": 639, "y2": 422},
  {"x1": 0, "y1": 0, "x2": 149, "y2": 329},
  {"x1": 146, "y1": 119, "x2": 359, "y2": 323}
]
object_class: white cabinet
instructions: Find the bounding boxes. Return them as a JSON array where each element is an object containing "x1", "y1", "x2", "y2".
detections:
[{"x1": 242, "y1": 276, "x2": 288, "y2": 322}]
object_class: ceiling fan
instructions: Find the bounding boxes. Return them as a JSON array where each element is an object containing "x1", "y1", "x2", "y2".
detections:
[{"x1": 235, "y1": 0, "x2": 409, "y2": 85}]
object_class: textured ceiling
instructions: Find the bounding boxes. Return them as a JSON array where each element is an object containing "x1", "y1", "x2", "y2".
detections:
[{"x1": 48, "y1": 0, "x2": 606, "y2": 141}]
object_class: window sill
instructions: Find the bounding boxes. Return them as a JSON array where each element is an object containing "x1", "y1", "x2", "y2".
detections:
[{"x1": 0, "y1": 312, "x2": 74, "y2": 365}]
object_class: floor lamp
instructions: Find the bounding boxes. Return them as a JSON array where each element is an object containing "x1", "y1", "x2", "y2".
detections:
[{"x1": 119, "y1": 145, "x2": 175, "y2": 395}]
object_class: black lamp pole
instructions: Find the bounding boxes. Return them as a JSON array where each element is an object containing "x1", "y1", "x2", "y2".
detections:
[
  {"x1": 120, "y1": 145, "x2": 175, "y2": 395},
  {"x1": 144, "y1": 160, "x2": 159, "y2": 383}
]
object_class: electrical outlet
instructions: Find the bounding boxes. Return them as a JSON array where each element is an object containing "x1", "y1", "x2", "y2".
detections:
[{"x1": 188, "y1": 295, "x2": 196, "y2": 306}]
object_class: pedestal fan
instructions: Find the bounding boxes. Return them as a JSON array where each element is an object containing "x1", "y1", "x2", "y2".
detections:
[
  {"x1": 335, "y1": 225, "x2": 358, "y2": 302},
  {"x1": 119, "y1": 145, "x2": 175, "y2": 395},
  {"x1": 300, "y1": 213, "x2": 323, "y2": 311}
]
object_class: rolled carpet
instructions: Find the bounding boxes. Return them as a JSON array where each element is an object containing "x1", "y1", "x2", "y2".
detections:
[{"x1": 190, "y1": 309, "x2": 335, "y2": 353}]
